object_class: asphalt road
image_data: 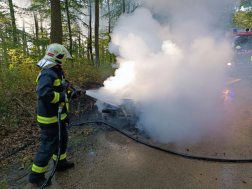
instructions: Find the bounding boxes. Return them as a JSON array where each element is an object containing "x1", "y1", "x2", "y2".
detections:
[{"x1": 13, "y1": 78, "x2": 252, "y2": 189}]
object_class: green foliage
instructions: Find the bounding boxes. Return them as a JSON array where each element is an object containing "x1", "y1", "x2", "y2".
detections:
[
  {"x1": 232, "y1": 0, "x2": 252, "y2": 28},
  {"x1": 0, "y1": 0, "x2": 119, "y2": 131},
  {"x1": 3, "y1": 48, "x2": 39, "y2": 91},
  {"x1": 232, "y1": 9, "x2": 252, "y2": 28},
  {"x1": 233, "y1": 10, "x2": 248, "y2": 28},
  {"x1": 64, "y1": 60, "x2": 101, "y2": 83},
  {"x1": 240, "y1": 0, "x2": 252, "y2": 8}
]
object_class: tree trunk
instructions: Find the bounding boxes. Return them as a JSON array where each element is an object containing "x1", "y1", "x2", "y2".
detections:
[
  {"x1": 78, "y1": 32, "x2": 81, "y2": 58},
  {"x1": 107, "y1": 0, "x2": 112, "y2": 63},
  {"x1": 82, "y1": 41, "x2": 85, "y2": 59},
  {"x1": 122, "y1": 0, "x2": 125, "y2": 13},
  {"x1": 3, "y1": 26, "x2": 8, "y2": 67},
  {"x1": 22, "y1": 20, "x2": 27, "y2": 56},
  {"x1": 0, "y1": 32, "x2": 4, "y2": 68},
  {"x1": 74, "y1": 41, "x2": 78, "y2": 58},
  {"x1": 88, "y1": 0, "x2": 94, "y2": 64},
  {"x1": 101, "y1": 44, "x2": 104, "y2": 64},
  {"x1": 40, "y1": 15, "x2": 46, "y2": 56},
  {"x1": 65, "y1": 0, "x2": 73, "y2": 56},
  {"x1": 108, "y1": 0, "x2": 111, "y2": 34},
  {"x1": 50, "y1": 0, "x2": 63, "y2": 44},
  {"x1": 95, "y1": 0, "x2": 100, "y2": 67},
  {"x1": 34, "y1": 13, "x2": 41, "y2": 58},
  {"x1": 127, "y1": 1, "x2": 130, "y2": 13},
  {"x1": 87, "y1": 37, "x2": 90, "y2": 60},
  {"x1": 8, "y1": 0, "x2": 17, "y2": 44},
  {"x1": 133, "y1": 2, "x2": 136, "y2": 11}
]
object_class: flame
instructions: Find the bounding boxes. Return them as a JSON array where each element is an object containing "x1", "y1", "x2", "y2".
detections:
[
  {"x1": 222, "y1": 88, "x2": 234, "y2": 103},
  {"x1": 223, "y1": 90, "x2": 229, "y2": 94}
]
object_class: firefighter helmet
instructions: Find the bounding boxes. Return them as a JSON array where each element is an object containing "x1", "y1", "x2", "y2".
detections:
[{"x1": 44, "y1": 43, "x2": 72, "y2": 65}]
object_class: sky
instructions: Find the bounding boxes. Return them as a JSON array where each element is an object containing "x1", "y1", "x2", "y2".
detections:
[
  {"x1": 4, "y1": 0, "x2": 35, "y2": 33},
  {"x1": 13, "y1": 0, "x2": 31, "y2": 8},
  {"x1": 8, "y1": 0, "x2": 109, "y2": 39}
]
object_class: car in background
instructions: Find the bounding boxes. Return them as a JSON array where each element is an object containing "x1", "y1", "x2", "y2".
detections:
[{"x1": 228, "y1": 29, "x2": 252, "y2": 77}]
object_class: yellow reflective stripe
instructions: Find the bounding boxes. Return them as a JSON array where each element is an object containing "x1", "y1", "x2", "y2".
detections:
[
  {"x1": 61, "y1": 113, "x2": 67, "y2": 121},
  {"x1": 51, "y1": 92, "x2": 60, "y2": 103},
  {"x1": 66, "y1": 96, "x2": 69, "y2": 112},
  {"x1": 37, "y1": 114, "x2": 67, "y2": 124},
  {"x1": 36, "y1": 75, "x2": 39, "y2": 83},
  {"x1": 66, "y1": 102, "x2": 69, "y2": 112},
  {"x1": 35, "y1": 72, "x2": 41, "y2": 83},
  {"x1": 32, "y1": 164, "x2": 47, "y2": 173},
  {"x1": 53, "y1": 152, "x2": 67, "y2": 161},
  {"x1": 53, "y1": 79, "x2": 61, "y2": 86}
]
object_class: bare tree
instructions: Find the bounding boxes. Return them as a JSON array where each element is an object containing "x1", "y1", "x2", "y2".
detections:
[
  {"x1": 65, "y1": 0, "x2": 73, "y2": 56},
  {"x1": 40, "y1": 15, "x2": 46, "y2": 55},
  {"x1": 107, "y1": 0, "x2": 112, "y2": 62},
  {"x1": 50, "y1": 0, "x2": 63, "y2": 44},
  {"x1": 34, "y1": 13, "x2": 41, "y2": 57},
  {"x1": 88, "y1": 0, "x2": 94, "y2": 63},
  {"x1": 123, "y1": 0, "x2": 125, "y2": 13},
  {"x1": 8, "y1": 0, "x2": 17, "y2": 44},
  {"x1": 22, "y1": 20, "x2": 27, "y2": 55},
  {"x1": 95, "y1": 0, "x2": 100, "y2": 66}
]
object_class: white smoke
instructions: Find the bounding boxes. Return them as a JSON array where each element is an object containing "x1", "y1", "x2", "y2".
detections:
[{"x1": 95, "y1": 1, "x2": 235, "y2": 143}]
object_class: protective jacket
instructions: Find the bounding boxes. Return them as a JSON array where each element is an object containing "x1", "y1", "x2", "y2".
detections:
[{"x1": 36, "y1": 66, "x2": 69, "y2": 127}]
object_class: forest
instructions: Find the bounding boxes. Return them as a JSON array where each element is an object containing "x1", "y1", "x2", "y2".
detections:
[
  {"x1": 1, "y1": 0, "x2": 252, "y2": 187},
  {"x1": 0, "y1": 0, "x2": 251, "y2": 134},
  {"x1": 0, "y1": 0, "x2": 140, "y2": 134}
]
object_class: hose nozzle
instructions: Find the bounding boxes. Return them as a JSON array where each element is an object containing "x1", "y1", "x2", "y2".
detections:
[
  {"x1": 61, "y1": 79, "x2": 76, "y2": 91},
  {"x1": 58, "y1": 102, "x2": 65, "y2": 113}
]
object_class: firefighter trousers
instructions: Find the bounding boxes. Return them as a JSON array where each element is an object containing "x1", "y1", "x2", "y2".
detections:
[{"x1": 31, "y1": 122, "x2": 68, "y2": 175}]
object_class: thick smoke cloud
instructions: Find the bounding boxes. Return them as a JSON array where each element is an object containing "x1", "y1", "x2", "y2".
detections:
[{"x1": 94, "y1": 0, "x2": 236, "y2": 143}]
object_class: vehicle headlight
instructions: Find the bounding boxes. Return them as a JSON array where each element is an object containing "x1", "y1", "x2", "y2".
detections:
[{"x1": 227, "y1": 63, "x2": 232, "y2": 66}]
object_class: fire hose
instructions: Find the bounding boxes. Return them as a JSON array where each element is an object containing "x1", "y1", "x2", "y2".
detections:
[
  {"x1": 2, "y1": 93, "x2": 252, "y2": 188},
  {"x1": 3, "y1": 119, "x2": 252, "y2": 165},
  {"x1": 40, "y1": 79, "x2": 85, "y2": 189},
  {"x1": 39, "y1": 103, "x2": 64, "y2": 189},
  {"x1": 41, "y1": 116, "x2": 252, "y2": 189},
  {"x1": 68, "y1": 121, "x2": 252, "y2": 163}
]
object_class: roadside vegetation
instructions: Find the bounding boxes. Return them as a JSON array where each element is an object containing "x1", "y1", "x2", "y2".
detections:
[{"x1": 233, "y1": 0, "x2": 252, "y2": 28}]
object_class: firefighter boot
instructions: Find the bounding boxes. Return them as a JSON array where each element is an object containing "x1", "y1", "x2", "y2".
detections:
[
  {"x1": 29, "y1": 171, "x2": 52, "y2": 187},
  {"x1": 54, "y1": 159, "x2": 74, "y2": 171}
]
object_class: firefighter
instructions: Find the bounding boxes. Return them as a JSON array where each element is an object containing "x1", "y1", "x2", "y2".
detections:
[{"x1": 29, "y1": 43, "x2": 82, "y2": 187}]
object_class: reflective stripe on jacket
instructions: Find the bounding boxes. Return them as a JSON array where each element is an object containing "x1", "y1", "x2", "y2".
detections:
[{"x1": 36, "y1": 68, "x2": 69, "y2": 127}]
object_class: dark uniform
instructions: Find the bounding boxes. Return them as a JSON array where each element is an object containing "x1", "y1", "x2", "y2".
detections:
[{"x1": 29, "y1": 66, "x2": 73, "y2": 185}]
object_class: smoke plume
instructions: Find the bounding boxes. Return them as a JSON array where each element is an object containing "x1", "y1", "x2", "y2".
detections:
[{"x1": 95, "y1": 0, "x2": 236, "y2": 143}]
